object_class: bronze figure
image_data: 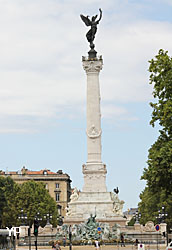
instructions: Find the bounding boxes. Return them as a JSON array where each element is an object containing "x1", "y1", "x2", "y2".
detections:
[{"x1": 80, "y1": 9, "x2": 102, "y2": 58}]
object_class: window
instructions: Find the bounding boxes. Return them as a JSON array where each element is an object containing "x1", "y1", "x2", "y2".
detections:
[
  {"x1": 56, "y1": 193, "x2": 60, "y2": 201},
  {"x1": 55, "y1": 183, "x2": 59, "y2": 188},
  {"x1": 45, "y1": 183, "x2": 48, "y2": 190},
  {"x1": 57, "y1": 205, "x2": 61, "y2": 215}
]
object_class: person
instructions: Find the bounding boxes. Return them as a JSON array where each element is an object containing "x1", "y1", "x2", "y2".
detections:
[
  {"x1": 94, "y1": 239, "x2": 100, "y2": 250},
  {"x1": 55, "y1": 241, "x2": 61, "y2": 250},
  {"x1": 52, "y1": 242, "x2": 56, "y2": 250},
  {"x1": 63, "y1": 236, "x2": 66, "y2": 247},
  {"x1": 135, "y1": 239, "x2": 139, "y2": 246},
  {"x1": 120, "y1": 233, "x2": 125, "y2": 247}
]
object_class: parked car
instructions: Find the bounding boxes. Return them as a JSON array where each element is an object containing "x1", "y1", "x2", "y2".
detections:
[{"x1": 166, "y1": 242, "x2": 172, "y2": 250}]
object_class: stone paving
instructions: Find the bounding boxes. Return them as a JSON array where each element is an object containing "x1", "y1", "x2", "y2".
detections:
[{"x1": 16, "y1": 244, "x2": 167, "y2": 250}]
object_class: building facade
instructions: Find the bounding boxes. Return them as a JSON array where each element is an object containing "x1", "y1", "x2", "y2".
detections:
[{"x1": 0, "y1": 167, "x2": 72, "y2": 217}]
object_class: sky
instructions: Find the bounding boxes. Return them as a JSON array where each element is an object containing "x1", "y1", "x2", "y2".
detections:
[{"x1": 1, "y1": 0, "x2": 172, "y2": 211}]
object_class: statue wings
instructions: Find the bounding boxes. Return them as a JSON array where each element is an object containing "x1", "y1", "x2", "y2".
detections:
[{"x1": 80, "y1": 14, "x2": 91, "y2": 26}]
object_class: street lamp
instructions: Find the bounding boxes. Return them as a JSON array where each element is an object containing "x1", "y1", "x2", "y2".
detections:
[
  {"x1": 34, "y1": 212, "x2": 42, "y2": 250},
  {"x1": 44, "y1": 213, "x2": 52, "y2": 225},
  {"x1": 18, "y1": 209, "x2": 31, "y2": 250},
  {"x1": 156, "y1": 206, "x2": 168, "y2": 226},
  {"x1": 57, "y1": 215, "x2": 63, "y2": 226},
  {"x1": 18, "y1": 209, "x2": 27, "y2": 226},
  {"x1": 159, "y1": 206, "x2": 168, "y2": 223},
  {"x1": 135, "y1": 211, "x2": 142, "y2": 243},
  {"x1": 156, "y1": 206, "x2": 168, "y2": 245},
  {"x1": 69, "y1": 225, "x2": 72, "y2": 250},
  {"x1": 34, "y1": 212, "x2": 42, "y2": 223},
  {"x1": 135, "y1": 211, "x2": 141, "y2": 224}
]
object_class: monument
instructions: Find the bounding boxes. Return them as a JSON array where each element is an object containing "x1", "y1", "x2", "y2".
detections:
[{"x1": 65, "y1": 9, "x2": 125, "y2": 226}]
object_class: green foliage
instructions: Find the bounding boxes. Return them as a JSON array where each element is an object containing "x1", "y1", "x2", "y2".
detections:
[
  {"x1": 127, "y1": 217, "x2": 136, "y2": 226},
  {"x1": 149, "y1": 49, "x2": 172, "y2": 134},
  {"x1": 0, "y1": 177, "x2": 59, "y2": 227},
  {"x1": 138, "y1": 187, "x2": 159, "y2": 224},
  {"x1": 15, "y1": 180, "x2": 58, "y2": 226},
  {"x1": 0, "y1": 176, "x2": 19, "y2": 227},
  {"x1": 139, "y1": 49, "x2": 172, "y2": 230}
]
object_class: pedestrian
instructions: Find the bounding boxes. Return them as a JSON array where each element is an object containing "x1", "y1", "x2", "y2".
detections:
[
  {"x1": 55, "y1": 241, "x2": 61, "y2": 250},
  {"x1": 120, "y1": 233, "x2": 125, "y2": 247},
  {"x1": 52, "y1": 242, "x2": 56, "y2": 250},
  {"x1": 135, "y1": 239, "x2": 139, "y2": 246},
  {"x1": 94, "y1": 239, "x2": 100, "y2": 250},
  {"x1": 63, "y1": 236, "x2": 66, "y2": 247}
]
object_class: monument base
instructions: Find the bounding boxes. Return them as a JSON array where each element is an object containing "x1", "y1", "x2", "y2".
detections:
[{"x1": 65, "y1": 190, "x2": 126, "y2": 226}]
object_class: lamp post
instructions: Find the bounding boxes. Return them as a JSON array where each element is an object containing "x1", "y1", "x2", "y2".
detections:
[
  {"x1": 159, "y1": 206, "x2": 168, "y2": 223},
  {"x1": 34, "y1": 212, "x2": 42, "y2": 250},
  {"x1": 135, "y1": 211, "x2": 142, "y2": 243},
  {"x1": 18, "y1": 209, "x2": 27, "y2": 226},
  {"x1": 44, "y1": 213, "x2": 52, "y2": 225},
  {"x1": 69, "y1": 225, "x2": 72, "y2": 250},
  {"x1": 156, "y1": 206, "x2": 168, "y2": 245},
  {"x1": 18, "y1": 209, "x2": 31, "y2": 250},
  {"x1": 135, "y1": 211, "x2": 141, "y2": 224},
  {"x1": 57, "y1": 215, "x2": 63, "y2": 226}
]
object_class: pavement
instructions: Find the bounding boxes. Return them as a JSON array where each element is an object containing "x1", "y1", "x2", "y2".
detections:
[{"x1": 16, "y1": 244, "x2": 167, "y2": 250}]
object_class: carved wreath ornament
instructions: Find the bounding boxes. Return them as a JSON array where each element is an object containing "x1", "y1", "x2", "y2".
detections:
[{"x1": 87, "y1": 124, "x2": 101, "y2": 138}]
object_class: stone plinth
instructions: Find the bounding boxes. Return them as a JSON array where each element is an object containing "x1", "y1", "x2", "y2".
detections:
[
  {"x1": 20, "y1": 226, "x2": 29, "y2": 237},
  {"x1": 134, "y1": 223, "x2": 141, "y2": 231},
  {"x1": 65, "y1": 192, "x2": 122, "y2": 220},
  {"x1": 160, "y1": 223, "x2": 167, "y2": 234}
]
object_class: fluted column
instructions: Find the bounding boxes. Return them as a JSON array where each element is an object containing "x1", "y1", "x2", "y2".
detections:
[
  {"x1": 82, "y1": 56, "x2": 107, "y2": 192},
  {"x1": 83, "y1": 57, "x2": 103, "y2": 163}
]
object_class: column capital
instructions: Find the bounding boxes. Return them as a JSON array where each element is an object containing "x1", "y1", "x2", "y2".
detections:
[{"x1": 82, "y1": 56, "x2": 103, "y2": 73}]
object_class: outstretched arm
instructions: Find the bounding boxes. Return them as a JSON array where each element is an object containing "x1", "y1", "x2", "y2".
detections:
[{"x1": 97, "y1": 8, "x2": 102, "y2": 23}]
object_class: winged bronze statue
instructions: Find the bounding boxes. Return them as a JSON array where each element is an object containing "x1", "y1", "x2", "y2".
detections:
[
  {"x1": 80, "y1": 8, "x2": 102, "y2": 52},
  {"x1": 114, "y1": 187, "x2": 119, "y2": 194}
]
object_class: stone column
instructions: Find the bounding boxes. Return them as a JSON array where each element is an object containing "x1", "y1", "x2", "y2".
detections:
[{"x1": 82, "y1": 56, "x2": 107, "y2": 192}]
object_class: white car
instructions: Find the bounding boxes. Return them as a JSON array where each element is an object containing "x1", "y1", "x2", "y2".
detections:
[{"x1": 166, "y1": 242, "x2": 172, "y2": 250}]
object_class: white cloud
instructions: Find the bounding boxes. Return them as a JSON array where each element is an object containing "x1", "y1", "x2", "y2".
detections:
[{"x1": 0, "y1": 0, "x2": 172, "y2": 132}]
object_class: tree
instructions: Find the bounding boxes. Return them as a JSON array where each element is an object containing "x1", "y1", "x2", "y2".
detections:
[
  {"x1": 14, "y1": 180, "x2": 59, "y2": 227},
  {"x1": 0, "y1": 178, "x2": 59, "y2": 227},
  {"x1": 139, "y1": 49, "x2": 172, "y2": 229},
  {"x1": 0, "y1": 179, "x2": 7, "y2": 227},
  {"x1": 0, "y1": 176, "x2": 19, "y2": 227},
  {"x1": 149, "y1": 49, "x2": 172, "y2": 134}
]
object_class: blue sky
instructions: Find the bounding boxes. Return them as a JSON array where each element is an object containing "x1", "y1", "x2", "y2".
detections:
[{"x1": 0, "y1": 0, "x2": 172, "y2": 210}]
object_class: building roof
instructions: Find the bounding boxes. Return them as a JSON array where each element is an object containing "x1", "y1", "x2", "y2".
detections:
[
  {"x1": 0, "y1": 167, "x2": 70, "y2": 178},
  {"x1": 26, "y1": 170, "x2": 56, "y2": 175}
]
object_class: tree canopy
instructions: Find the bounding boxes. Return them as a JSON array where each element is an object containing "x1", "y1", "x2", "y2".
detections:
[
  {"x1": 139, "y1": 49, "x2": 172, "y2": 228},
  {"x1": 0, "y1": 176, "x2": 19, "y2": 227},
  {"x1": 149, "y1": 49, "x2": 172, "y2": 134},
  {"x1": 0, "y1": 177, "x2": 59, "y2": 228}
]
